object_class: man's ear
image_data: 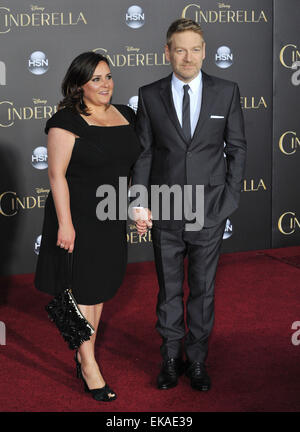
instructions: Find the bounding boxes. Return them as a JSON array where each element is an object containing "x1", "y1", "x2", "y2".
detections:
[
  {"x1": 165, "y1": 44, "x2": 170, "y2": 62},
  {"x1": 202, "y1": 41, "x2": 206, "y2": 61}
]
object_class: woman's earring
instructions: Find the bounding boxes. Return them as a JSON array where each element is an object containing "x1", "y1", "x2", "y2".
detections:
[{"x1": 79, "y1": 90, "x2": 84, "y2": 107}]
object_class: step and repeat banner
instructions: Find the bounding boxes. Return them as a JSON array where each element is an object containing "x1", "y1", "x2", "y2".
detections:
[
  {"x1": 273, "y1": 0, "x2": 300, "y2": 247},
  {"x1": 0, "y1": 0, "x2": 298, "y2": 276}
]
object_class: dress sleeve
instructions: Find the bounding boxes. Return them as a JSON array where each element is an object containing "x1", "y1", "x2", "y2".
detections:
[
  {"x1": 45, "y1": 108, "x2": 83, "y2": 136},
  {"x1": 115, "y1": 104, "x2": 136, "y2": 127},
  {"x1": 126, "y1": 106, "x2": 136, "y2": 127}
]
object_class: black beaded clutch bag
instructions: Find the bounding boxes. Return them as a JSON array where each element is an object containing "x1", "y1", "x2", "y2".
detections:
[{"x1": 45, "y1": 252, "x2": 94, "y2": 350}]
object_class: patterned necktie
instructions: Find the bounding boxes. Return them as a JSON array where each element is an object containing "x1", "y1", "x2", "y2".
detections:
[{"x1": 182, "y1": 84, "x2": 191, "y2": 143}]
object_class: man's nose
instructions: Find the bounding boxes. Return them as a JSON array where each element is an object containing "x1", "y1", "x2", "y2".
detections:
[{"x1": 184, "y1": 51, "x2": 192, "y2": 62}]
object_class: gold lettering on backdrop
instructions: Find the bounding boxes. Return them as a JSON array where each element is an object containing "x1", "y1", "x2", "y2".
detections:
[
  {"x1": 15, "y1": 196, "x2": 24, "y2": 211},
  {"x1": 137, "y1": 54, "x2": 145, "y2": 66},
  {"x1": 0, "y1": 7, "x2": 87, "y2": 33},
  {"x1": 242, "y1": 179, "x2": 267, "y2": 192},
  {"x1": 240, "y1": 97, "x2": 267, "y2": 110},
  {"x1": 127, "y1": 226, "x2": 152, "y2": 244},
  {"x1": 217, "y1": 3, "x2": 231, "y2": 9},
  {"x1": 30, "y1": 6, "x2": 45, "y2": 12},
  {"x1": 279, "y1": 44, "x2": 300, "y2": 68},
  {"x1": 0, "y1": 101, "x2": 13, "y2": 127},
  {"x1": 0, "y1": 100, "x2": 57, "y2": 127},
  {"x1": 278, "y1": 212, "x2": 300, "y2": 235},
  {"x1": 0, "y1": 190, "x2": 49, "y2": 216},
  {"x1": 41, "y1": 14, "x2": 50, "y2": 26},
  {"x1": 33, "y1": 99, "x2": 47, "y2": 105},
  {"x1": 126, "y1": 46, "x2": 140, "y2": 52},
  {"x1": 93, "y1": 47, "x2": 169, "y2": 67},
  {"x1": 279, "y1": 131, "x2": 300, "y2": 155},
  {"x1": 0, "y1": 191, "x2": 17, "y2": 216},
  {"x1": 128, "y1": 54, "x2": 136, "y2": 67},
  {"x1": 181, "y1": 4, "x2": 268, "y2": 23},
  {"x1": 0, "y1": 7, "x2": 10, "y2": 33},
  {"x1": 37, "y1": 195, "x2": 47, "y2": 208},
  {"x1": 36, "y1": 188, "x2": 50, "y2": 194}
]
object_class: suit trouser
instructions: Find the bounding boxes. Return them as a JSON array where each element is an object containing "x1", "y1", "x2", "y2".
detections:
[{"x1": 152, "y1": 220, "x2": 226, "y2": 364}]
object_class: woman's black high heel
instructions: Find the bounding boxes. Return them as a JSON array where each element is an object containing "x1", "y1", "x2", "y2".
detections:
[
  {"x1": 80, "y1": 371, "x2": 117, "y2": 402},
  {"x1": 74, "y1": 350, "x2": 82, "y2": 379}
]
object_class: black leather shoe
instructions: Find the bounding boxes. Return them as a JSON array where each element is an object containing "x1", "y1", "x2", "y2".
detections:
[
  {"x1": 185, "y1": 361, "x2": 211, "y2": 391},
  {"x1": 157, "y1": 358, "x2": 185, "y2": 390}
]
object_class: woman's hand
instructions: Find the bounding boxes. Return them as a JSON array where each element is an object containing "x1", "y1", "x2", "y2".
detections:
[
  {"x1": 135, "y1": 208, "x2": 152, "y2": 236},
  {"x1": 57, "y1": 224, "x2": 76, "y2": 253}
]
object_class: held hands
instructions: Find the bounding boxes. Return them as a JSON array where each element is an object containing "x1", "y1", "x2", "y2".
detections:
[
  {"x1": 57, "y1": 223, "x2": 76, "y2": 253},
  {"x1": 133, "y1": 207, "x2": 153, "y2": 236}
]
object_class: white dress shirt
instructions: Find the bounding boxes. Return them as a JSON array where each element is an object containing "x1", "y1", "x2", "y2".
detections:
[{"x1": 171, "y1": 71, "x2": 203, "y2": 138}]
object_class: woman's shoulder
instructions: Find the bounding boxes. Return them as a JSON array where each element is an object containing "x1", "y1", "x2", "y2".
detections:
[
  {"x1": 114, "y1": 104, "x2": 136, "y2": 124},
  {"x1": 45, "y1": 107, "x2": 81, "y2": 135},
  {"x1": 49, "y1": 107, "x2": 78, "y2": 122}
]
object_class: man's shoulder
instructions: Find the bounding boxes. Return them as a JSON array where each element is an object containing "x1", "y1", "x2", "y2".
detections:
[
  {"x1": 203, "y1": 71, "x2": 237, "y2": 90},
  {"x1": 139, "y1": 72, "x2": 237, "y2": 92},
  {"x1": 139, "y1": 75, "x2": 171, "y2": 94}
]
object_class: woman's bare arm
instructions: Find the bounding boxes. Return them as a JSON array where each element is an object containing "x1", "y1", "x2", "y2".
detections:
[{"x1": 47, "y1": 127, "x2": 76, "y2": 252}]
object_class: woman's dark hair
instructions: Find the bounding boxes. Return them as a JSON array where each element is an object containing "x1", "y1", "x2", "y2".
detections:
[{"x1": 58, "y1": 51, "x2": 110, "y2": 115}]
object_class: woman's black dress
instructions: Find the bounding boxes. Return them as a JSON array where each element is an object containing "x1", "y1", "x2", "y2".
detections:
[{"x1": 34, "y1": 105, "x2": 141, "y2": 305}]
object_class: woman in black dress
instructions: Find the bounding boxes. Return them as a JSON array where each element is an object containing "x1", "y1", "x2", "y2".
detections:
[{"x1": 35, "y1": 52, "x2": 141, "y2": 401}]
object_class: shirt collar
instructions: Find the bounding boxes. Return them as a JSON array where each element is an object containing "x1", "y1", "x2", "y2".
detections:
[{"x1": 171, "y1": 70, "x2": 202, "y2": 95}]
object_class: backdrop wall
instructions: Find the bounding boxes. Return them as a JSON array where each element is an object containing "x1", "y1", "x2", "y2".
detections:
[
  {"x1": 0, "y1": 0, "x2": 299, "y2": 276},
  {"x1": 272, "y1": 0, "x2": 300, "y2": 247}
]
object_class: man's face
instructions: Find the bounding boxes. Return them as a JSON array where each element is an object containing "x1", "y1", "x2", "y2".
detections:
[{"x1": 165, "y1": 30, "x2": 206, "y2": 83}]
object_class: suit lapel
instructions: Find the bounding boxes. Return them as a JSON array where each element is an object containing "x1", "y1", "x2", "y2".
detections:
[
  {"x1": 159, "y1": 71, "x2": 217, "y2": 150},
  {"x1": 189, "y1": 71, "x2": 217, "y2": 150},
  {"x1": 159, "y1": 75, "x2": 187, "y2": 149}
]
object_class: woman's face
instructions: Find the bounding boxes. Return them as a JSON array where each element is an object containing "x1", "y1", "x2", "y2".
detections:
[{"x1": 81, "y1": 61, "x2": 114, "y2": 108}]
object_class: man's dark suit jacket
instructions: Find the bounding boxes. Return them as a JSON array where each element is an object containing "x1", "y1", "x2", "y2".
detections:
[{"x1": 132, "y1": 71, "x2": 247, "y2": 229}]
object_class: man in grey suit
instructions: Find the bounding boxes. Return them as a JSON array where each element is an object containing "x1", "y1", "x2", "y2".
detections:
[{"x1": 132, "y1": 18, "x2": 247, "y2": 391}]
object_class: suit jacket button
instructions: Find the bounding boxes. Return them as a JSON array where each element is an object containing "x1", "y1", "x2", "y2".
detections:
[{"x1": 187, "y1": 151, "x2": 192, "y2": 156}]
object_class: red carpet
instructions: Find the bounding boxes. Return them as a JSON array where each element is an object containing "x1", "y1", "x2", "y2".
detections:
[{"x1": 0, "y1": 246, "x2": 300, "y2": 412}]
